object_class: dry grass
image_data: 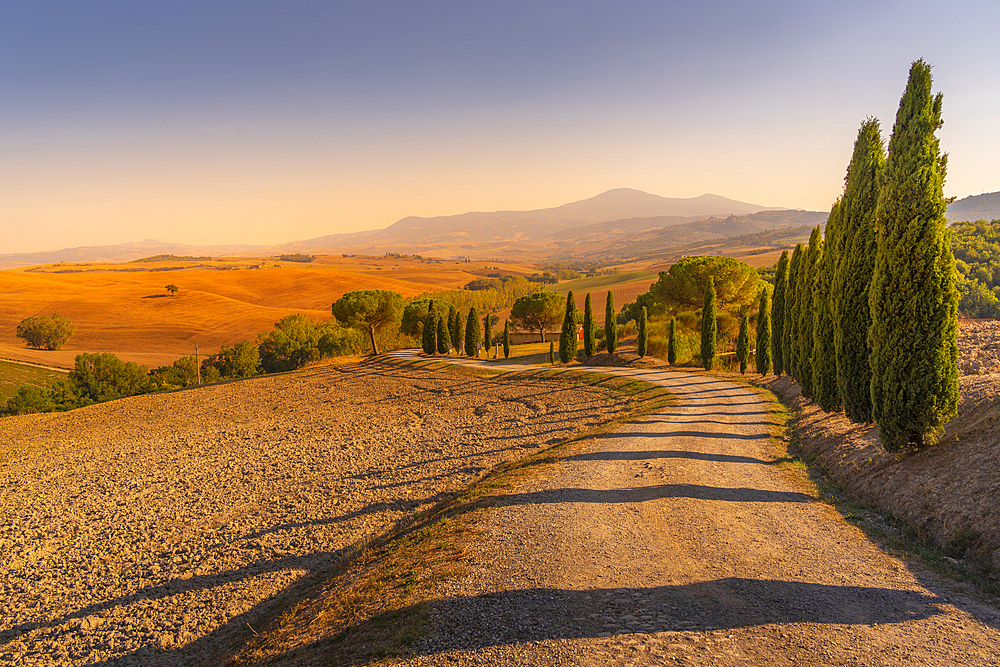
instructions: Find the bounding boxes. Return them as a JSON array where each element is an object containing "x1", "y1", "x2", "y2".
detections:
[{"x1": 0, "y1": 263, "x2": 454, "y2": 368}]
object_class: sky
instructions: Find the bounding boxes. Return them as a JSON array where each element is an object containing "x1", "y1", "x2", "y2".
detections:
[{"x1": 2, "y1": 0, "x2": 999, "y2": 254}]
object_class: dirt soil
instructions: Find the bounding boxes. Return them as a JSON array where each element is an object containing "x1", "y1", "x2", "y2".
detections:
[
  {"x1": 394, "y1": 366, "x2": 1000, "y2": 666},
  {"x1": 0, "y1": 359, "x2": 630, "y2": 666}
]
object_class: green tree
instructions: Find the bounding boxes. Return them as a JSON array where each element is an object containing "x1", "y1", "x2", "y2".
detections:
[
  {"x1": 605, "y1": 291, "x2": 617, "y2": 354},
  {"x1": 756, "y1": 288, "x2": 772, "y2": 375},
  {"x1": 869, "y1": 60, "x2": 958, "y2": 450},
  {"x1": 454, "y1": 309, "x2": 465, "y2": 355},
  {"x1": 510, "y1": 292, "x2": 564, "y2": 343},
  {"x1": 582, "y1": 293, "x2": 596, "y2": 358},
  {"x1": 16, "y1": 314, "x2": 75, "y2": 351},
  {"x1": 150, "y1": 355, "x2": 199, "y2": 390},
  {"x1": 700, "y1": 278, "x2": 718, "y2": 371},
  {"x1": 770, "y1": 250, "x2": 789, "y2": 376},
  {"x1": 401, "y1": 298, "x2": 451, "y2": 338},
  {"x1": 736, "y1": 314, "x2": 751, "y2": 374},
  {"x1": 559, "y1": 291, "x2": 578, "y2": 363},
  {"x1": 257, "y1": 314, "x2": 327, "y2": 372},
  {"x1": 797, "y1": 227, "x2": 823, "y2": 399},
  {"x1": 645, "y1": 255, "x2": 763, "y2": 317},
  {"x1": 783, "y1": 244, "x2": 804, "y2": 381},
  {"x1": 813, "y1": 203, "x2": 842, "y2": 412},
  {"x1": 4, "y1": 385, "x2": 57, "y2": 416},
  {"x1": 637, "y1": 306, "x2": 648, "y2": 358},
  {"x1": 667, "y1": 316, "x2": 677, "y2": 364},
  {"x1": 465, "y1": 306, "x2": 481, "y2": 357},
  {"x1": 834, "y1": 118, "x2": 884, "y2": 423},
  {"x1": 483, "y1": 312, "x2": 493, "y2": 358},
  {"x1": 69, "y1": 353, "x2": 152, "y2": 405},
  {"x1": 165, "y1": 284, "x2": 179, "y2": 296},
  {"x1": 422, "y1": 303, "x2": 436, "y2": 354},
  {"x1": 436, "y1": 313, "x2": 451, "y2": 354},
  {"x1": 213, "y1": 340, "x2": 262, "y2": 378},
  {"x1": 332, "y1": 290, "x2": 404, "y2": 356},
  {"x1": 549, "y1": 341, "x2": 554, "y2": 364},
  {"x1": 502, "y1": 319, "x2": 511, "y2": 358},
  {"x1": 448, "y1": 304, "x2": 459, "y2": 351}
]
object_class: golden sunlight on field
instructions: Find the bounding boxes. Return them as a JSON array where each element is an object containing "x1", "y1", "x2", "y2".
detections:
[{"x1": 0, "y1": 262, "x2": 455, "y2": 368}]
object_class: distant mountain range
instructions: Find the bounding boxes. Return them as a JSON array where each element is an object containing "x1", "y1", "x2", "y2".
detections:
[
  {"x1": 947, "y1": 192, "x2": 1000, "y2": 223},
  {"x1": 0, "y1": 188, "x2": 816, "y2": 268}
]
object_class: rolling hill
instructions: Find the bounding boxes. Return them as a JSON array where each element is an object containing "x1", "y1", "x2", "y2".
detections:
[{"x1": 947, "y1": 191, "x2": 1000, "y2": 223}]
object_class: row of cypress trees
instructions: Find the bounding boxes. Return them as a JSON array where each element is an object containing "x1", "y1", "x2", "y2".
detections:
[
  {"x1": 768, "y1": 60, "x2": 959, "y2": 450},
  {"x1": 421, "y1": 303, "x2": 513, "y2": 359},
  {"x1": 558, "y1": 290, "x2": 630, "y2": 362}
]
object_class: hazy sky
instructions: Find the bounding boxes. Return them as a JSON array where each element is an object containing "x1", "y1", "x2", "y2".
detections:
[{"x1": 3, "y1": 1, "x2": 999, "y2": 253}]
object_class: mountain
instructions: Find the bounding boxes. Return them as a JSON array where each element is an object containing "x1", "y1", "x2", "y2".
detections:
[
  {"x1": 0, "y1": 239, "x2": 266, "y2": 270},
  {"x1": 947, "y1": 192, "x2": 1000, "y2": 223},
  {"x1": 0, "y1": 189, "x2": 797, "y2": 268}
]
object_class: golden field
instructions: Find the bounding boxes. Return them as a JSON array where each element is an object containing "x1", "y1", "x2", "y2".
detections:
[{"x1": 0, "y1": 257, "x2": 496, "y2": 369}]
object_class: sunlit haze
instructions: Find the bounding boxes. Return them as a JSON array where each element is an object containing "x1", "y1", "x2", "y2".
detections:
[{"x1": 2, "y1": 1, "x2": 999, "y2": 254}]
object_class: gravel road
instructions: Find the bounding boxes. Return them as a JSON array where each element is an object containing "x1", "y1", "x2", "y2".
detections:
[
  {"x1": 0, "y1": 358, "x2": 627, "y2": 666},
  {"x1": 395, "y1": 363, "x2": 1000, "y2": 666}
]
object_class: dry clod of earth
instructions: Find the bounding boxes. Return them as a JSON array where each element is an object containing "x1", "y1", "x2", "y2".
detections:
[{"x1": 0, "y1": 359, "x2": 628, "y2": 666}]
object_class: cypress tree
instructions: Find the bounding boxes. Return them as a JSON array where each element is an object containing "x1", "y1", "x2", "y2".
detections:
[
  {"x1": 834, "y1": 119, "x2": 884, "y2": 424},
  {"x1": 756, "y1": 288, "x2": 772, "y2": 375},
  {"x1": 605, "y1": 291, "x2": 617, "y2": 354},
  {"x1": 548, "y1": 341, "x2": 554, "y2": 365},
  {"x1": 700, "y1": 278, "x2": 717, "y2": 371},
  {"x1": 771, "y1": 250, "x2": 789, "y2": 376},
  {"x1": 783, "y1": 245, "x2": 803, "y2": 381},
  {"x1": 667, "y1": 316, "x2": 678, "y2": 365},
  {"x1": 869, "y1": 60, "x2": 958, "y2": 450},
  {"x1": 454, "y1": 309, "x2": 465, "y2": 355},
  {"x1": 637, "y1": 306, "x2": 648, "y2": 358},
  {"x1": 421, "y1": 304, "x2": 436, "y2": 355},
  {"x1": 465, "y1": 307, "x2": 481, "y2": 358},
  {"x1": 559, "y1": 291, "x2": 578, "y2": 363},
  {"x1": 736, "y1": 314, "x2": 751, "y2": 374},
  {"x1": 448, "y1": 304, "x2": 459, "y2": 352},
  {"x1": 583, "y1": 293, "x2": 596, "y2": 358},
  {"x1": 813, "y1": 204, "x2": 842, "y2": 412},
  {"x1": 502, "y1": 319, "x2": 511, "y2": 358},
  {"x1": 483, "y1": 312, "x2": 493, "y2": 359},
  {"x1": 797, "y1": 227, "x2": 822, "y2": 399},
  {"x1": 436, "y1": 313, "x2": 451, "y2": 354}
]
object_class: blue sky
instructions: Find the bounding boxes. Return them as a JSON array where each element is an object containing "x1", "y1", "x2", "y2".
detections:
[{"x1": 2, "y1": 1, "x2": 998, "y2": 253}]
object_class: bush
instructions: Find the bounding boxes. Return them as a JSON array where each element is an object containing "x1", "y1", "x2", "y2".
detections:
[
  {"x1": 16, "y1": 314, "x2": 75, "y2": 350},
  {"x1": 3, "y1": 385, "x2": 56, "y2": 415},
  {"x1": 258, "y1": 314, "x2": 354, "y2": 373},
  {"x1": 150, "y1": 355, "x2": 199, "y2": 390},
  {"x1": 69, "y1": 353, "x2": 153, "y2": 405}
]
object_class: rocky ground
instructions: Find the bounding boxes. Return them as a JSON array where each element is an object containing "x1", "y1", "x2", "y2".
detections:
[
  {"x1": 0, "y1": 358, "x2": 629, "y2": 666},
  {"x1": 958, "y1": 319, "x2": 1000, "y2": 376}
]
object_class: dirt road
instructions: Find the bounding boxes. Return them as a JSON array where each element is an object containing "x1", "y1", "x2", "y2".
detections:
[{"x1": 391, "y1": 359, "x2": 1000, "y2": 665}]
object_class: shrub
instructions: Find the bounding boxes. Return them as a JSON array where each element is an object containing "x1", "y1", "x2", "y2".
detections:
[
  {"x1": 69, "y1": 353, "x2": 152, "y2": 405},
  {"x1": 16, "y1": 314, "x2": 75, "y2": 350}
]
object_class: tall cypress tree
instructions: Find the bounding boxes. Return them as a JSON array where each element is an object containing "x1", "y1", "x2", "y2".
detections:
[
  {"x1": 870, "y1": 60, "x2": 958, "y2": 450},
  {"x1": 559, "y1": 291, "x2": 578, "y2": 363},
  {"x1": 422, "y1": 304, "x2": 436, "y2": 355},
  {"x1": 798, "y1": 227, "x2": 823, "y2": 399},
  {"x1": 771, "y1": 250, "x2": 789, "y2": 376},
  {"x1": 736, "y1": 314, "x2": 751, "y2": 374},
  {"x1": 583, "y1": 293, "x2": 596, "y2": 358},
  {"x1": 448, "y1": 304, "x2": 459, "y2": 352},
  {"x1": 756, "y1": 288, "x2": 772, "y2": 375},
  {"x1": 483, "y1": 312, "x2": 493, "y2": 358},
  {"x1": 454, "y1": 309, "x2": 465, "y2": 355},
  {"x1": 701, "y1": 278, "x2": 718, "y2": 371},
  {"x1": 667, "y1": 316, "x2": 678, "y2": 365},
  {"x1": 783, "y1": 244, "x2": 803, "y2": 381},
  {"x1": 835, "y1": 119, "x2": 884, "y2": 424},
  {"x1": 605, "y1": 291, "x2": 617, "y2": 354},
  {"x1": 436, "y1": 313, "x2": 451, "y2": 354},
  {"x1": 637, "y1": 306, "x2": 648, "y2": 357},
  {"x1": 813, "y1": 204, "x2": 842, "y2": 412},
  {"x1": 502, "y1": 319, "x2": 511, "y2": 358},
  {"x1": 465, "y1": 307, "x2": 481, "y2": 358}
]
